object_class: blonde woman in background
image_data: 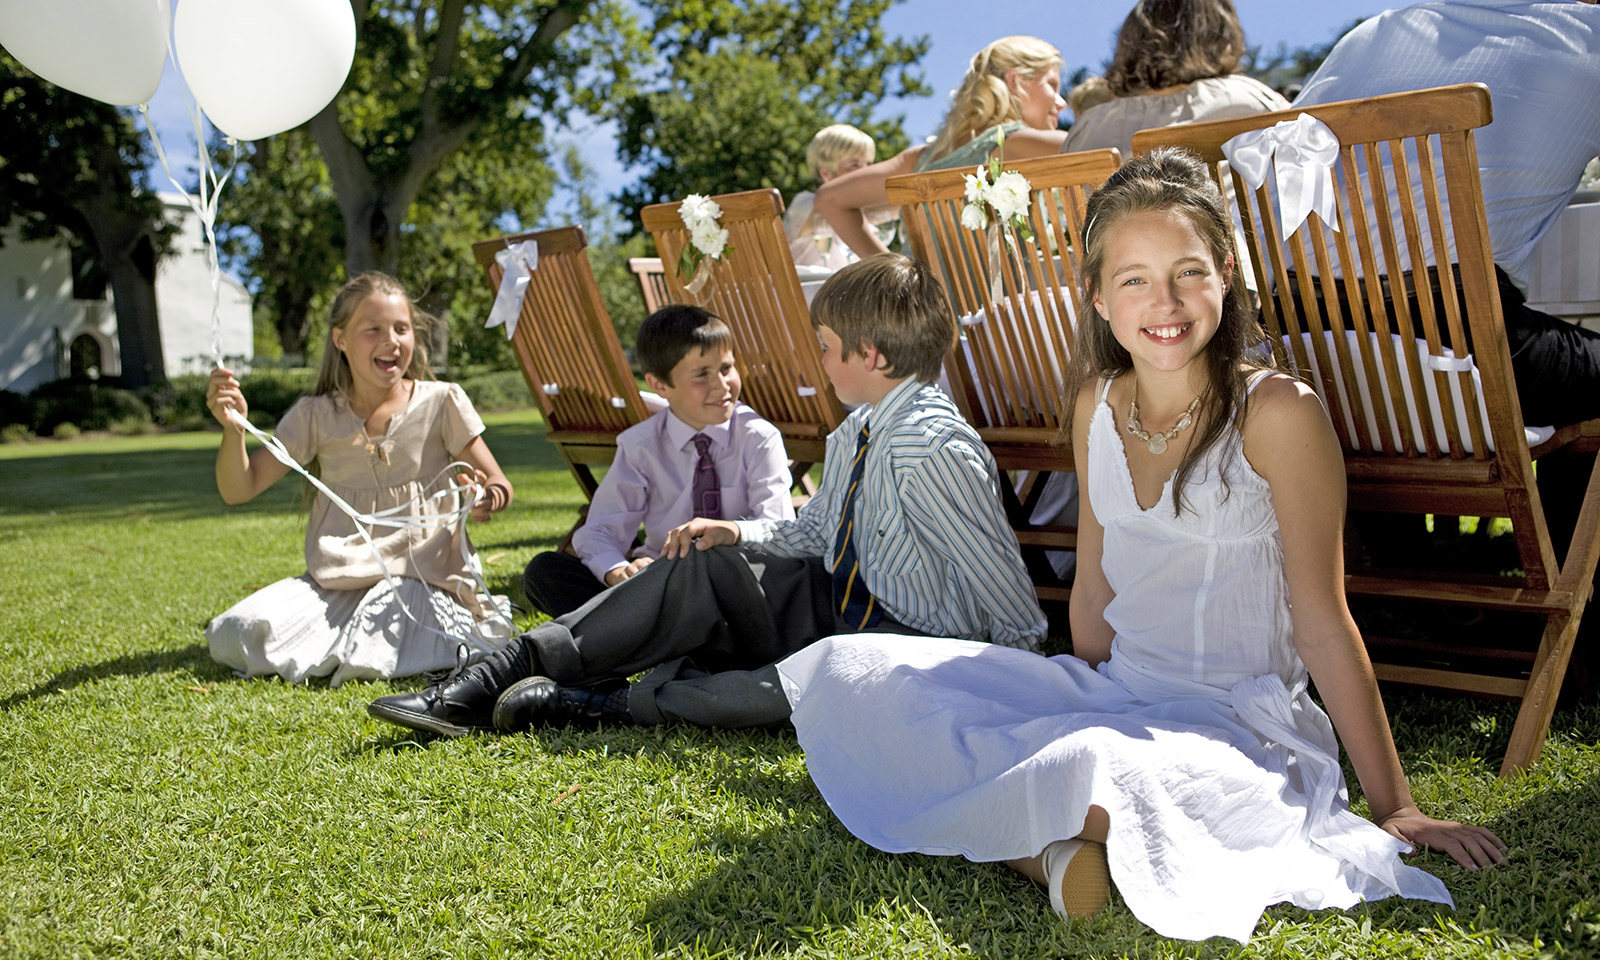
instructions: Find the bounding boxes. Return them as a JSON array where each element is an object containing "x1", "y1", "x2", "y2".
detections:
[{"x1": 815, "y1": 36, "x2": 1068, "y2": 259}]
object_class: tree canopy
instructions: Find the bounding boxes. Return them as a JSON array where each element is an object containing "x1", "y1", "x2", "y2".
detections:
[{"x1": 615, "y1": 0, "x2": 929, "y2": 226}]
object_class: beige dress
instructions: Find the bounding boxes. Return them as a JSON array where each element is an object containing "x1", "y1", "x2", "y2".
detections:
[{"x1": 206, "y1": 380, "x2": 510, "y2": 685}]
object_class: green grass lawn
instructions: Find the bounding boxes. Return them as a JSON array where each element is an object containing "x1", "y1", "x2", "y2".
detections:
[{"x1": 2, "y1": 409, "x2": 1598, "y2": 959}]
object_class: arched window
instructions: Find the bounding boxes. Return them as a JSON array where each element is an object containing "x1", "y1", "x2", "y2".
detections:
[{"x1": 69, "y1": 334, "x2": 102, "y2": 380}]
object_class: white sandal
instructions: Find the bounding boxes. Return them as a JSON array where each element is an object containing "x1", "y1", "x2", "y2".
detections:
[{"x1": 1040, "y1": 838, "x2": 1109, "y2": 919}]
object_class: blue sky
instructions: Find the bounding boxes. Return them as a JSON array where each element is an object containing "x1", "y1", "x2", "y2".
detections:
[{"x1": 138, "y1": 0, "x2": 1384, "y2": 212}]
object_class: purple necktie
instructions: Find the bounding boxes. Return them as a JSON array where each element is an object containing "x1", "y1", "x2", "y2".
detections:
[{"x1": 691, "y1": 433, "x2": 722, "y2": 520}]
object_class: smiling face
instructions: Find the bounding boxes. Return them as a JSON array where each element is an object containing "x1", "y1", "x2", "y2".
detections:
[
  {"x1": 646, "y1": 345, "x2": 741, "y2": 432},
  {"x1": 330, "y1": 292, "x2": 416, "y2": 398},
  {"x1": 1092, "y1": 208, "x2": 1230, "y2": 378},
  {"x1": 1011, "y1": 64, "x2": 1066, "y2": 131}
]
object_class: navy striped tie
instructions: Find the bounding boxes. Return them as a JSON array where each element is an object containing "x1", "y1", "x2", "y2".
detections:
[{"x1": 830, "y1": 426, "x2": 881, "y2": 631}]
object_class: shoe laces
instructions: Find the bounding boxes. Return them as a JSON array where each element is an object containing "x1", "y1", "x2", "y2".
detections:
[{"x1": 420, "y1": 644, "x2": 473, "y2": 698}]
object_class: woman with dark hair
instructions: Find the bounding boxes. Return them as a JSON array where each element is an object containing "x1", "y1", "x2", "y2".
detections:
[{"x1": 1061, "y1": 0, "x2": 1287, "y2": 159}]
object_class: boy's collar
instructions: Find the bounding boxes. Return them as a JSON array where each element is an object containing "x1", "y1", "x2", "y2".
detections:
[
  {"x1": 663, "y1": 406, "x2": 734, "y2": 448},
  {"x1": 861, "y1": 377, "x2": 924, "y2": 428}
]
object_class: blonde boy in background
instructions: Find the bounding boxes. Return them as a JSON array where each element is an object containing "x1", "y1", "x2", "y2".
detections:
[{"x1": 785, "y1": 124, "x2": 880, "y2": 270}]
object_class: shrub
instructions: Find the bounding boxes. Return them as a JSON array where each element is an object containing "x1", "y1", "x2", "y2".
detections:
[
  {"x1": 1, "y1": 423, "x2": 34, "y2": 444},
  {"x1": 0, "y1": 390, "x2": 30, "y2": 429},
  {"x1": 141, "y1": 375, "x2": 210, "y2": 428},
  {"x1": 458, "y1": 370, "x2": 532, "y2": 412},
  {"x1": 52, "y1": 422, "x2": 81, "y2": 439},
  {"x1": 27, "y1": 380, "x2": 152, "y2": 433},
  {"x1": 241, "y1": 369, "x2": 315, "y2": 420},
  {"x1": 108, "y1": 413, "x2": 154, "y2": 436}
]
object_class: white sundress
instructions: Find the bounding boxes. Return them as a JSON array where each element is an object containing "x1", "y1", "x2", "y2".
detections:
[{"x1": 776, "y1": 376, "x2": 1451, "y2": 943}]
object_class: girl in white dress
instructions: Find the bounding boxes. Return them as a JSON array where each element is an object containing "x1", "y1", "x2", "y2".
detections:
[
  {"x1": 203, "y1": 272, "x2": 514, "y2": 686},
  {"x1": 775, "y1": 149, "x2": 1506, "y2": 941}
]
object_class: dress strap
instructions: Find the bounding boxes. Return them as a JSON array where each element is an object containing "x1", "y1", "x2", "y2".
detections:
[
  {"x1": 1245, "y1": 369, "x2": 1275, "y2": 395},
  {"x1": 1098, "y1": 377, "x2": 1115, "y2": 403}
]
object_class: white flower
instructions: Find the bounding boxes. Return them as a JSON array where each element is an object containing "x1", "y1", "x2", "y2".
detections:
[
  {"x1": 988, "y1": 171, "x2": 1031, "y2": 221},
  {"x1": 691, "y1": 223, "x2": 729, "y2": 259},
  {"x1": 679, "y1": 194, "x2": 721, "y2": 227},
  {"x1": 680, "y1": 194, "x2": 730, "y2": 262},
  {"x1": 960, "y1": 203, "x2": 989, "y2": 231},
  {"x1": 963, "y1": 167, "x2": 987, "y2": 205}
]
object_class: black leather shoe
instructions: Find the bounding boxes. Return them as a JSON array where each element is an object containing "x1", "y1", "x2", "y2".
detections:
[
  {"x1": 368, "y1": 646, "x2": 499, "y2": 737},
  {"x1": 492, "y1": 676, "x2": 629, "y2": 731}
]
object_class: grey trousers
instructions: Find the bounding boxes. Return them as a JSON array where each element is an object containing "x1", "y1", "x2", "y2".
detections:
[{"x1": 524, "y1": 545, "x2": 916, "y2": 728}]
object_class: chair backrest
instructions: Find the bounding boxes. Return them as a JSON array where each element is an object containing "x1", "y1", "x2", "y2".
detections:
[
  {"x1": 1132, "y1": 83, "x2": 1556, "y2": 587},
  {"x1": 470, "y1": 226, "x2": 651, "y2": 438},
  {"x1": 640, "y1": 189, "x2": 844, "y2": 462},
  {"x1": 886, "y1": 150, "x2": 1122, "y2": 449},
  {"x1": 628, "y1": 256, "x2": 671, "y2": 314}
]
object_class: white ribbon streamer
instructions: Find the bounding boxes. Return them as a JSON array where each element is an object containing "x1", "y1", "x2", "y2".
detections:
[
  {"x1": 486, "y1": 240, "x2": 538, "y2": 341},
  {"x1": 1222, "y1": 113, "x2": 1342, "y2": 241}
]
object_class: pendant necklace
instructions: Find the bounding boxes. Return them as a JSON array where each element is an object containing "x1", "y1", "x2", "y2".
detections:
[{"x1": 1125, "y1": 375, "x2": 1201, "y2": 455}]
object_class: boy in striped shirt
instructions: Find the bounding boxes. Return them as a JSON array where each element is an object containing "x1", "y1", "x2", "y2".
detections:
[{"x1": 369, "y1": 253, "x2": 1046, "y2": 737}]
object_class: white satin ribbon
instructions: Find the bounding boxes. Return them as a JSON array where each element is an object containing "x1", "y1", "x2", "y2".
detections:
[
  {"x1": 1222, "y1": 113, "x2": 1341, "y2": 241},
  {"x1": 486, "y1": 240, "x2": 539, "y2": 340}
]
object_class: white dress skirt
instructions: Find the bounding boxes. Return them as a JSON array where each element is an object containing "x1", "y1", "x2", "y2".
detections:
[{"x1": 777, "y1": 379, "x2": 1452, "y2": 942}]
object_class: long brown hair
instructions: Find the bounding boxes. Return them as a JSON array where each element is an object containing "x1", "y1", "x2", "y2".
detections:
[
  {"x1": 925, "y1": 36, "x2": 1061, "y2": 163},
  {"x1": 1065, "y1": 147, "x2": 1270, "y2": 513},
  {"x1": 1104, "y1": 0, "x2": 1246, "y2": 97},
  {"x1": 313, "y1": 272, "x2": 434, "y2": 398}
]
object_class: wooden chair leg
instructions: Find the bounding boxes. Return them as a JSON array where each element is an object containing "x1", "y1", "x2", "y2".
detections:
[
  {"x1": 1501, "y1": 610, "x2": 1581, "y2": 775},
  {"x1": 1501, "y1": 448, "x2": 1600, "y2": 775}
]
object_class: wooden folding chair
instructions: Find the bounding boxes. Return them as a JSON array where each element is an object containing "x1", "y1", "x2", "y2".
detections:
[
  {"x1": 628, "y1": 257, "x2": 671, "y2": 314},
  {"x1": 471, "y1": 226, "x2": 653, "y2": 545},
  {"x1": 640, "y1": 189, "x2": 845, "y2": 473},
  {"x1": 886, "y1": 150, "x2": 1123, "y2": 604},
  {"x1": 1134, "y1": 83, "x2": 1600, "y2": 775}
]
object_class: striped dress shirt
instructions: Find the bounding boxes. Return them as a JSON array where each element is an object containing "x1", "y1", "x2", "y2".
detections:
[{"x1": 737, "y1": 379, "x2": 1046, "y2": 651}]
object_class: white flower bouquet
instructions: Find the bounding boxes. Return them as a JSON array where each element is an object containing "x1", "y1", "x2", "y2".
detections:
[
  {"x1": 677, "y1": 194, "x2": 731, "y2": 295},
  {"x1": 960, "y1": 128, "x2": 1036, "y2": 246}
]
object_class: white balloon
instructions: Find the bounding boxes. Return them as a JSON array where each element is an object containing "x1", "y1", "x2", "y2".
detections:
[
  {"x1": 175, "y1": 0, "x2": 355, "y2": 141},
  {"x1": 0, "y1": 0, "x2": 170, "y2": 105}
]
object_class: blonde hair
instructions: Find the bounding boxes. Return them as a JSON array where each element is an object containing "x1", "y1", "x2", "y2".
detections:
[
  {"x1": 1067, "y1": 75, "x2": 1114, "y2": 119},
  {"x1": 926, "y1": 36, "x2": 1062, "y2": 163},
  {"x1": 313, "y1": 272, "x2": 434, "y2": 398},
  {"x1": 806, "y1": 124, "x2": 876, "y2": 181}
]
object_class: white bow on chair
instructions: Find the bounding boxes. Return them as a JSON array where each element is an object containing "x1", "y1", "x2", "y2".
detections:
[
  {"x1": 1222, "y1": 113, "x2": 1341, "y2": 241},
  {"x1": 486, "y1": 240, "x2": 539, "y2": 341}
]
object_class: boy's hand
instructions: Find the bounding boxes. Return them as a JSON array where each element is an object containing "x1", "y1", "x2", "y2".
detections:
[
  {"x1": 454, "y1": 468, "x2": 491, "y2": 521},
  {"x1": 206, "y1": 367, "x2": 248, "y2": 429},
  {"x1": 604, "y1": 557, "x2": 654, "y2": 586},
  {"x1": 662, "y1": 518, "x2": 741, "y2": 558}
]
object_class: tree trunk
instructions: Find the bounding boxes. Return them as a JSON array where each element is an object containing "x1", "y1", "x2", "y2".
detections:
[
  {"x1": 272, "y1": 281, "x2": 317, "y2": 360},
  {"x1": 80, "y1": 203, "x2": 165, "y2": 388}
]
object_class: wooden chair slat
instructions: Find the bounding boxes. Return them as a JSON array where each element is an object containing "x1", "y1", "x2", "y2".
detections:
[{"x1": 472, "y1": 226, "x2": 651, "y2": 543}]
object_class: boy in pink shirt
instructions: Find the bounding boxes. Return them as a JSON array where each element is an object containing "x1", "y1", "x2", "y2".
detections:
[{"x1": 522, "y1": 305, "x2": 794, "y2": 617}]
